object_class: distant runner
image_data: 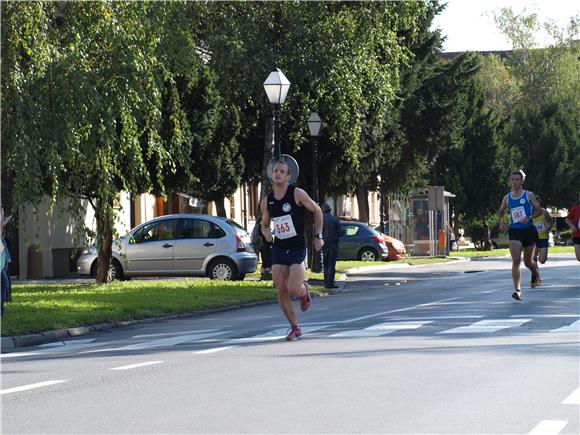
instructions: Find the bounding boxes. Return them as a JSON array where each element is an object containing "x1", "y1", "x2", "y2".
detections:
[
  {"x1": 532, "y1": 195, "x2": 554, "y2": 266},
  {"x1": 497, "y1": 170, "x2": 542, "y2": 301},
  {"x1": 261, "y1": 160, "x2": 324, "y2": 340},
  {"x1": 564, "y1": 194, "x2": 580, "y2": 262}
]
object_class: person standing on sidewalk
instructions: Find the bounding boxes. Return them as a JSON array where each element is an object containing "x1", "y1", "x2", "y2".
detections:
[
  {"x1": 322, "y1": 203, "x2": 341, "y2": 289},
  {"x1": 532, "y1": 195, "x2": 554, "y2": 265},
  {"x1": 564, "y1": 194, "x2": 580, "y2": 262},
  {"x1": 260, "y1": 160, "x2": 324, "y2": 341},
  {"x1": 497, "y1": 170, "x2": 542, "y2": 301}
]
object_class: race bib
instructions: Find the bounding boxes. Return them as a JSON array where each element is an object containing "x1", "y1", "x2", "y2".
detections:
[
  {"x1": 273, "y1": 215, "x2": 297, "y2": 240},
  {"x1": 510, "y1": 206, "x2": 526, "y2": 223},
  {"x1": 534, "y1": 222, "x2": 545, "y2": 231}
]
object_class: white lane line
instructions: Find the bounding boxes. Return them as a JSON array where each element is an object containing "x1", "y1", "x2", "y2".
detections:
[
  {"x1": 528, "y1": 420, "x2": 567, "y2": 435},
  {"x1": 551, "y1": 320, "x2": 580, "y2": 332},
  {"x1": 0, "y1": 352, "x2": 37, "y2": 359},
  {"x1": 132, "y1": 329, "x2": 220, "y2": 339},
  {"x1": 110, "y1": 361, "x2": 164, "y2": 371},
  {"x1": 342, "y1": 297, "x2": 460, "y2": 324},
  {"x1": 0, "y1": 380, "x2": 67, "y2": 395},
  {"x1": 562, "y1": 387, "x2": 580, "y2": 405},
  {"x1": 439, "y1": 318, "x2": 531, "y2": 334},
  {"x1": 83, "y1": 331, "x2": 228, "y2": 353},
  {"x1": 225, "y1": 325, "x2": 331, "y2": 344},
  {"x1": 193, "y1": 346, "x2": 238, "y2": 355},
  {"x1": 331, "y1": 321, "x2": 432, "y2": 338}
]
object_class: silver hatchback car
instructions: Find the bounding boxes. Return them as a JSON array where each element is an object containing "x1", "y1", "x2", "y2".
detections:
[{"x1": 77, "y1": 214, "x2": 258, "y2": 281}]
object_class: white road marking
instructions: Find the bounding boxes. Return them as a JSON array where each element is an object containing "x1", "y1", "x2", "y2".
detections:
[
  {"x1": 0, "y1": 352, "x2": 37, "y2": 359},
  {"x1": 110, "y1": 361, "x2": 164, "y2": 371},
  {"x1": 193, "y1": 346, "x2": 238, "y2": 355},
  {"x1": 83, "y1": 331, "x2": 228, "y2": 353},
  {"x1": 0, "y1": 380, "x2": 67, "y2": 395},
  {"x1": 562, "y1": 387, "x2": 580, "y2": 405},
  {"x1": 225, "y1": 325, "x2": 331, "y2": 343},
  {"x1": 132, "y1": 329, "x2": 220, "y2": 339},
  {"x1": 551, "y1": 320, "x2": 580, "y2": 332},
  {"x1": 331, "y1": 321, "x2": 432, "y2": 338},
  {"x1": 528, "y1": 420, "x2": 567, "y2": 435},
  {"x1": 439, "y1": 319, "x2": 531, "y2": 334},
  {"x1": 342, "y1": 297, "x2": 460, "y2": 323}
]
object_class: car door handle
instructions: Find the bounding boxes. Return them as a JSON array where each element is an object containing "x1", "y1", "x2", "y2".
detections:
[
  {"x1": 163, "y1": 243, "x2": 173, "y2": 248},
  {"x1": 203, "y1": 242, "x2": 214, "y2": 247}
]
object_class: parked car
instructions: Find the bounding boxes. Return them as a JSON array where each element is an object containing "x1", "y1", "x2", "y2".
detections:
[
  {"x1": 77, "y1": 214, "x2": 257, "y2": 281},
  {"x1": 338, "y1": 221, "x2": 389, "y2": 261},
  {"x1": 373, "y1": 227, "x2": 406, "y2": 261}
]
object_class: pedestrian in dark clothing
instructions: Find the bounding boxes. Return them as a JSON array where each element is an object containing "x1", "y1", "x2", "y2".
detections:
[{"x1": 322, "y1": 203, "x2": 341, "y2": 289}]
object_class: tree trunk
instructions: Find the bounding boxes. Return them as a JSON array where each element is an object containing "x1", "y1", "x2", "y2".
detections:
[
  {"x1": 355, "y1": 186, "x2": 369, "y2": 223},
  {"x1": 483, "y1": 220, "x2": 491, "y2": 250},
  {"x1": 214, "y1": 197, "x2": 227, "y2": 217},
  {"x1": 95, "y1": 197, "x2": 114, "y2": 284}
]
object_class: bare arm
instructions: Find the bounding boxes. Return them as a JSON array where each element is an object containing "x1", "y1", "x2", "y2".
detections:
[
  {"x1": 260, "y1": 197, "x2": 273, "y2": 243},
  {"x1": 528, "y1": 192, "x2": 542, "y2": 220},
  {"x1": 543, "y1": 208, "x2": 554, "y2": 231},
  {"x1": 295, "y1": 188, "x2": 324, "y2": 251},
  {"x1": 498, "y1": 195, "x2": 508, "y2": 232}
]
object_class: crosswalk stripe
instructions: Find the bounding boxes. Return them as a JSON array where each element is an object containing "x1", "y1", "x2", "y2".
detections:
[
  {"x1": 330, "y1": 321, "x2": 432, "y2": 338},
  {"x1": 438, "y1": 319, "x2": 532, "y2": 334},
  {"x1": 562, "y1": 387, "x2": 580, "y2": 405},
  {"x1": 225, "y1": 325, "x2": 331, "y2": 344},
  {"x1": 551, "y1": 319, "x2": 580, "y2": 332},
  {"x1": 528, "y1": 420, "x2": 567, "y2": 435}
]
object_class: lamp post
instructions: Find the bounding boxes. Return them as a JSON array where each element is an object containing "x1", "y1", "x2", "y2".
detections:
[
  {"x1": 263, "y1": 68, "x2": 291, "y2": 160},
  {"x1": 307, "y1": 111, "x2": 322, "y2": 273},
  {"x1": 307, "y1": 111, "x2": 322, "y2": 203}
]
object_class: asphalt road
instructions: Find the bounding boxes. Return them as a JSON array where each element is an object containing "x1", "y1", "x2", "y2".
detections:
[{"x1": 1, "y1": 254, "x2": 579, "y2": 434}]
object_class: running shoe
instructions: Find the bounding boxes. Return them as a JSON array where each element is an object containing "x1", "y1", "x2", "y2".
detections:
[
  {"x1": 285, "y1": 326, "x2": 302, "y2": 341},
  {"x1": 530, "y1": 274, "x2": 541, "y2": 288},
  {"x1": 512, "y1": 289, "x2": 523, "y2": 301},
  {"x1": 300, "y1": 282, "x2": 311, "y2": 312}
]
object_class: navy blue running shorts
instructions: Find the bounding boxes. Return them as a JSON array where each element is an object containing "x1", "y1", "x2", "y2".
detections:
[
  {"x1": 536, "y1": 238, "x2": 549, "y2": 249},
  {"x1": 271, "y1": 246, "x2": 306, "y2": 266}
]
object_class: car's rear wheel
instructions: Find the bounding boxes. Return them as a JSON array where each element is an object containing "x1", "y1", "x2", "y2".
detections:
[
  {"x1": 358, "y1": 248, "x2": 378, "y2": 261},
  {"x1": 91, "y1": 259, "x2": 124, "y2": 282},
  {"x1": 208, "y1": 258, "x2": 238, "y2": 280}
]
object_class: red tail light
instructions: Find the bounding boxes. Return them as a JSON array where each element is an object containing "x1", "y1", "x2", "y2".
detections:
[
  {"x1": 372, "y1": 236, "x2": 384, "y2": 245},
  {"x1": 235, "y1": 233, "x2": 246, "y2": 252}
]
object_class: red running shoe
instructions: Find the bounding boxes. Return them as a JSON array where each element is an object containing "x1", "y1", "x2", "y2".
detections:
[
  {"x1": 300, "y1": 282, "x2": 311, "y2": 312},
  {"x1": 285, "y1": 326, "x2": 302, "y2": 341}
]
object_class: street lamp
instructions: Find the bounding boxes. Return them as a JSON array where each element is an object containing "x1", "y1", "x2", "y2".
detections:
[
  {"x1": 307, "y1": 111, "x2": 322, "y2": 203},
  {"x1": 263, "y1": 68, "x2": 291, "y2": 160},
  {"x1": 307, "y1": 111, "x2": 323, "y2": 273}
]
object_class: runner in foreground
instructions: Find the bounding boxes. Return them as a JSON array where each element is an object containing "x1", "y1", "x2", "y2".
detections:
[
  {"x1": 261, "y1": 160, "x2": 324, "y2": 340},
  {"x1": 497, "y1": 170, "x2": 542, "y2": 301}
]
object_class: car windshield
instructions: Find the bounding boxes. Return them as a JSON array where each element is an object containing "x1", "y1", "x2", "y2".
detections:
[{"x1": 226, "y1": 219, "x2": 248, "y2": 236}]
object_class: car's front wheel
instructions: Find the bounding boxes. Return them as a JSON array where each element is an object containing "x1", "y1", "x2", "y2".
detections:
[
  {"x1": 208, "y1": 258, "x2": 238, "y2": 280},
  {"x1": 358, "y1": 248, "x2": 378, "y2": 261}
]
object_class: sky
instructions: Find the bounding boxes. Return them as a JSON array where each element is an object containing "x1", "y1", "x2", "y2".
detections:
[{"x1": 431, "y1": 0, "x2": 579, "y2": 52}]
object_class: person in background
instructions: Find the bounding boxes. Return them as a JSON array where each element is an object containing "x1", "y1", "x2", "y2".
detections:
[
  {"x1": 532, "y1": 195, "x2": 554, "y2": 266},
  {"x1": 322, "y1": 203, "x2": 341, "y2": 289},
  {"x1": 564, "y1": 194, "x2": 580, "y2": 262}
]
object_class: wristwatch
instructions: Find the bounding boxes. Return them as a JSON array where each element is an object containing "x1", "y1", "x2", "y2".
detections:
[{"x1": 315, "y1": 234, "x2": 323, "y2": 239}]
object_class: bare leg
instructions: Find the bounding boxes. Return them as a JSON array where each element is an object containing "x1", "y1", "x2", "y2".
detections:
[
  {"x1": 509, "y1": 240, "x2": 523, "y2": 290},
  {"x1": 575, "y1": 244, "x2": 580, "y2": 262},
  {"x1": 537, "y1": 247, "x2": 548, "y2": 264},
  {"x1": 272, "y1": 265, "x2": 298, "y2": 328},
  {"x1": 523, "y1": 245, "x2": 539, "y2": 277},
  {"x1": 287, "y1": 262, "x2": 307, "y2": 298}
]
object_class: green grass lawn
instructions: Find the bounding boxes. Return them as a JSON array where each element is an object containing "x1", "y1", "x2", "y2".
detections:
[{"x1": 1, "y1": 279, "x2": 326, "y2": 337}]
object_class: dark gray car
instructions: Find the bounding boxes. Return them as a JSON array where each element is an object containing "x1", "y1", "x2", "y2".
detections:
[
  {"x1": 338, "y1": 221, "x2": 389, "y2": 261},
  {"x1": 77, "y1": 214, "x2": 257, "y2": 281}
]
